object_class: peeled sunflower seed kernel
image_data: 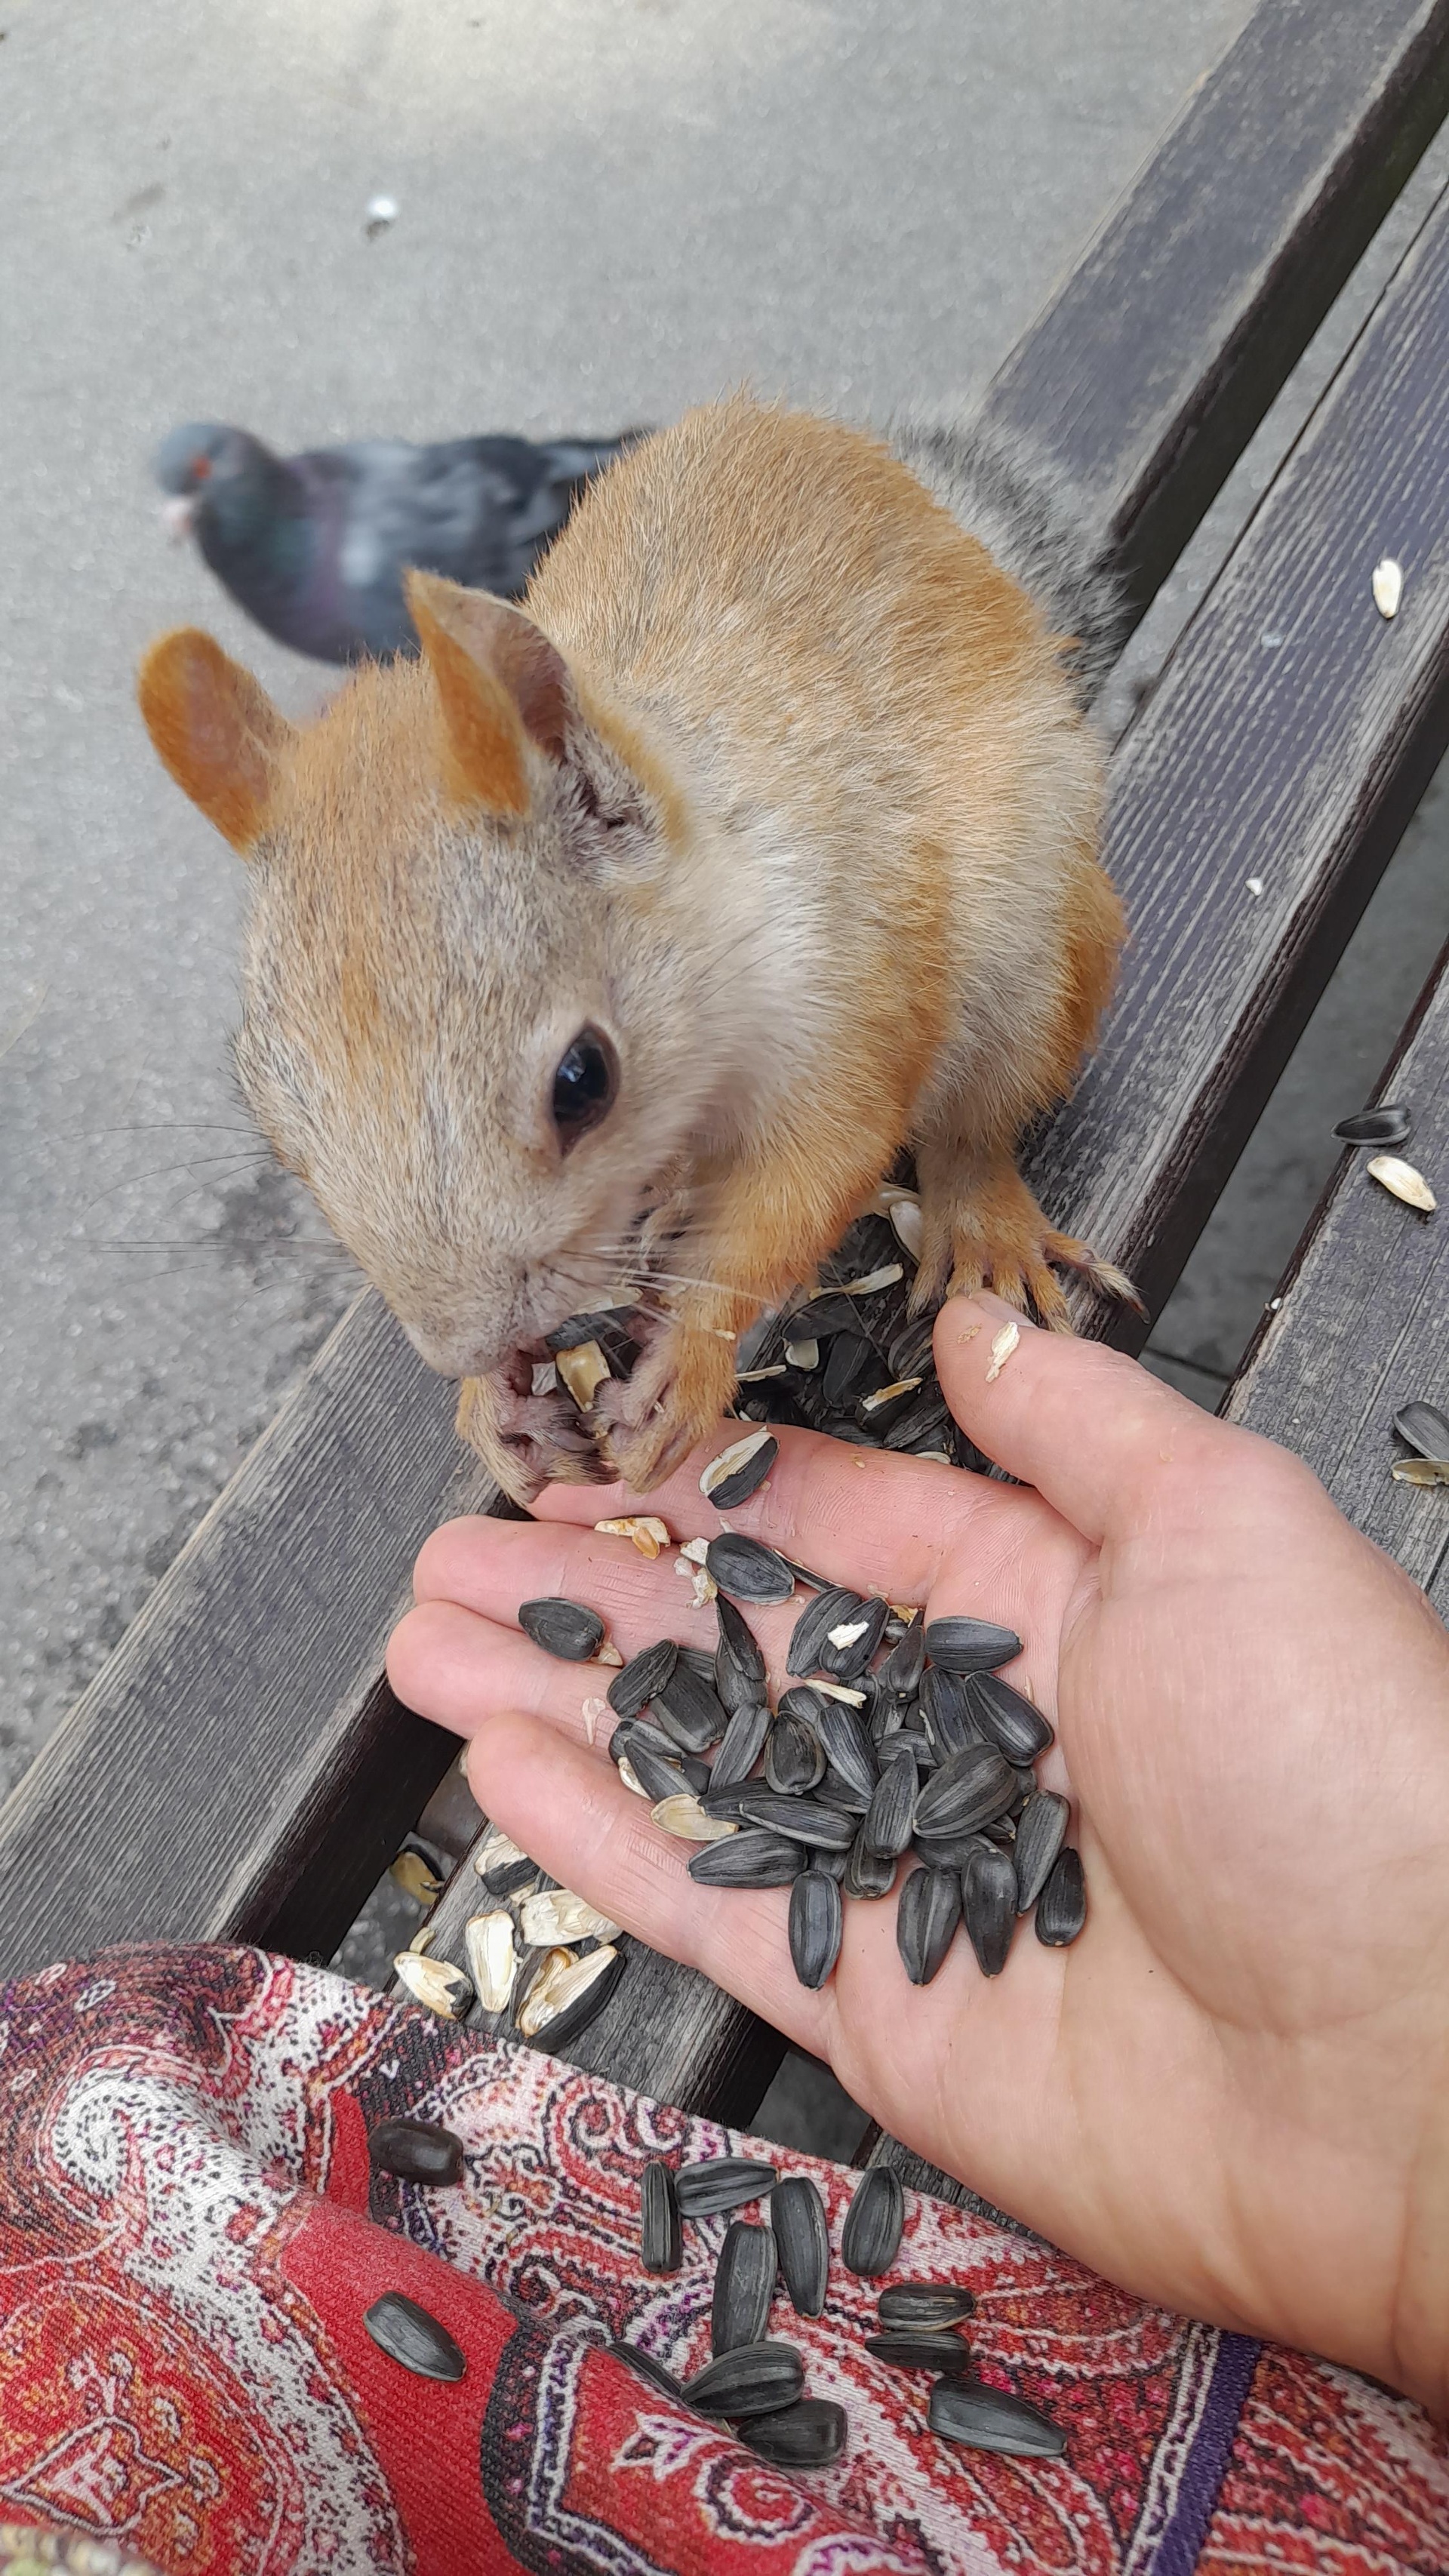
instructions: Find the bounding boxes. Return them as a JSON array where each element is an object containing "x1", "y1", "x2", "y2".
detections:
[
  {"x1": 685, "y1": 2339, "x2": 805, "y2": 2419},
  {"x1": 368, "y1": 2117, "x2": 466, "y2": 2185},
  {"x1": 743, "y1": 2396, "x2": 848, "y2": 2467},
  {"x1": 519, "y1": 1889, "x2": 623, "y2": 1944},
  {"x1": 607, "y1": 1637, "x2": 679, "y2": 1720},
  {"x1": 962, "y1": 1844, "x2": 1017, "y2": 1977},
  {"x1": 706, "y1": 1534, "x2": 797, "y2": 1605},
  {"x1": 789, "y1": 1864, "x2": 844, "y2": 1988},
  {"x1": 595, "y1": 1515, "x2": 672, "y2": 1558},
  {"x1": 864, "y1": 1747, "x2": 919, "y2": 1858},
  {"x1": 701, "y1": 1428, "x2": 778, "y2": 1508},
  {"x1": 393, "y1": 1950, "x2": 474, "y2": 2020},
  {"x1": 928, "y1": 2376, "x2": 1066, "y2": 2458},
  {"x1": 738, "y1": 1791, "x2": 857, "y2": 1851},
  {"x1": 688, "y1": 1829, "x2": 804, "y2": 1888},
  {"x1": 1014, "y1": 1791, "x2": 1070, "y2": 1913},
  {"x1": 963, "y1": 1670, "x2": 1054, "y2": 1763},
  {"x1": 878, "y1": 2281, "x2": 975, "y2": 2328},
  {"x1": 787, "y1": 1585, "x2": 865, "y2": 1678},
  {"x1": 770, "y1": 2174, "x2": 829, "y2": 2316},
  {"x1": 897, "y1": 1865, "x2": 963, "y2": 1987},
  {"x1": 914, "y1": 1742, "x2": 1017, "y2": 1839},
  {"x1": 866, "y1": 2328, "x2": 973, "y2": 2372},
  {"x1": 1393, "y1": 1399, "x2": 1449, "y2": 1460},
  {"x1": 364, "y1": 2290, "x2": 466, "y2": 2382},
  {"x1": 710, "y1": 1697, "x2": 774, "y2": 1792},
  {"x1": 1335, "y1": 1103, "x2": 1411, "y2": 1146},
  {"x1": 841, "y1": 2164, "x2": 905, "y2": 2277},
  {"x1": 1367, "y1": 1153, "x2": 1437, "y2": 1212},
  {"x1": 924, "y1": 1614, "x2": 1023, "y2": 1674},
  {"x1": 464, "y1": 1909, "x2": 519, "y2": 2013},
  {"x1": 555, "y1": 1339, "x2": 612, "y2": 1410},
  {"x1": 1035, "y1": 1847, "x2": 1088, "y2": 1946},
  {"x1": 712, "y1": 2220, "x2": 779, "y2": 2354},
  {"x1": 518, "y1": 1597, "x2": 607, "y2": 1663},
  {"x1": 674, "y1": 2156, "x2": 780, "y2": 2217},
  {"x1": 653, "y1": 1793, "x2": 739, "y2": 1842},
  {"x1": 641, "y1": 2158, "x2": 682, "y2": 2274}
]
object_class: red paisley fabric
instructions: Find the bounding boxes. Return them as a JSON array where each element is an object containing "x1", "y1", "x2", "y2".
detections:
[{"x1": 0, "y1": 1944, "x2": 1444, "y2": 2574}]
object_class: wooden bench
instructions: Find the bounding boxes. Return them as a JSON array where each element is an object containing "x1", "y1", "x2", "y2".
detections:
[{"x1": 2, "y1": 0, "x2": 1447, "y2": 2199}]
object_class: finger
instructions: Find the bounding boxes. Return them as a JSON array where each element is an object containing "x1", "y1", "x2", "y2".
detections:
[
  {"x1": 411, "y1": 1514, "x2": 724, "y2": 1656},
  {"x1": 388, "y1": 1599, "x2": 637, "y2": 1748}
]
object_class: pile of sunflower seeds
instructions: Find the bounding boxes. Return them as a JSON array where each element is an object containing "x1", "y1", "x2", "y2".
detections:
[
  {"x1": 391, "y1": 1824, "x2": 631, "y2": 2043},
  {"x1": 617, "y1": 2152, "x2": 1064, "y2": 2464}
]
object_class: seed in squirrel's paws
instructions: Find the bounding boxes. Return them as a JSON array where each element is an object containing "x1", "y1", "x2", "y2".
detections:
[{"x1": 555, "y1": 1339, "x2": 612, "y2": 1410}]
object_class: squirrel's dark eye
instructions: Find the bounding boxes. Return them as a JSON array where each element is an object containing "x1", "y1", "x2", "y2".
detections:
[{"x1": 551, "y1": 1026, "x2": 618, "y2": 1146}]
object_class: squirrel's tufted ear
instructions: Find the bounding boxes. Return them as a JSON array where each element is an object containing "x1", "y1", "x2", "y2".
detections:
[
  {"x1": 137, "y1": 629, "x2": 294, "y2": 854},
  {"x1": 406, "y1": 570, "x2": 572, "y2": 816}
]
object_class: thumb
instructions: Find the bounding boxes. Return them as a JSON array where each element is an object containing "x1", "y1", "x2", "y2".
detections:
[{"x1": 935, "y1": 1294, "x2": 1229, "y2": 1548}]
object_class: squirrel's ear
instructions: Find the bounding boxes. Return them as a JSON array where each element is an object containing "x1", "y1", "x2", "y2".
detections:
[
  {"x1": 137, "y1": 629, "x2": 293, "y2": 854},
  {"x1": 406, "y1": 570, "x2": 571, "y2": 815}
]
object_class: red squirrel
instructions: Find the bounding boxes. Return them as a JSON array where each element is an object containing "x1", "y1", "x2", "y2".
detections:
[{"x1": 138, "y1": 397, "x2": 1128, "y2": 1503}]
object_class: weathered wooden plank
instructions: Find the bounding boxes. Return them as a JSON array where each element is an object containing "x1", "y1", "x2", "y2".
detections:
[
  {"x1": 984, "y1": 0, "x2": 1449, "y2": 614},
  {"x1": 1223, "y1": 936, "x2": 1449, "y2": 1610}
]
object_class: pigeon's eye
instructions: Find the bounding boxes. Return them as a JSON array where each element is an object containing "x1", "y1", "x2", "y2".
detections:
[
  {"x1": 192, "y1": 457, "x2": 213, "y2": 483},
  {"x1": 551, "y1": 1027, "x2": 617, "y2": 1147}
]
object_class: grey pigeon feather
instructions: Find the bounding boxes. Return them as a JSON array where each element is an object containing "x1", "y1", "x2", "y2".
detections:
[{"x1": 155, "y1": 420, "x2": 646, "y2": 664}]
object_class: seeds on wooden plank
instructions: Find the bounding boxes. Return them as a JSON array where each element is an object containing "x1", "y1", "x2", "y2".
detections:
[
  {"x1": 789, "y1": 1864, "x2": 844, "y2": 1988},
  {"x1": 393, "y1": 1950, "x2": 474, "y2": 2020},
  {"x1": 820, "y1": 1595, "x2": 888, "y2": 1679},
  {"x1": 914, "y1": 1742, "x2": 1017, "y2": 1839},
  {"x1": 878, "y1": 1611, "x2": 926, "y2": 1697},
  {"x1": 897, "y1": 1865, "x2": 962, "y2": 1986},
  {"x1": 769, "y1": 2174, "x2": 829, "y2": 2316},
  {"x1": 688, "y1": 1830, "x2": 804, "y2": 1888},
  {"x1": 641, "y1": 2158, "x2": 682, "y2": 2274},
  {"x1": 711, "y1": 1697, "x2": 773, "y2": 1792},
  {"x1": 1336, "y1": 1103, "x2": 1411, "y2": 1146},
  {"x1": 651, "y1": 1661, "x2": 730, "y2": 1753},
  {"x1": 364, "y1": 2290, "x2": 467, "y2": 2382},
  {"x1": 706, "y1": 1534, "x2": 797, "y2": 1605},
  {"x1": 463, "y1": 1909, "x2": 518, "y2": 2013},
  {"x1": 963, "y1": 1670, "x2": 1054, "y2": 1762},
  {"x1": 814, "y1": 1698, "x2": 878, "y2": 1802},
  {"x1": 712, "y1": 2220, "x2": 779, "y2": 2353},
  {"x1": 606, "y1": 1637, "x2": 678, "y2": 1721},
  {"x1": 962, "y1": 1845, "x2": 1017, "y2": 1977},
  {"x1": 1367, "y1": 1153, "x2": 1437, "y2": 1211},
  {"x1": 1013, "y1": 1791, "x2": 1070, "y2": 1912},
  {"x1": 864, "y1": 1747, "x2": 919, "y2": 1858},
  {"x1": 653, "y1": 1794, "x2": 739, "y2": 1842},
  {"x1": 786, "y1": 1584, "x2": 862, "y2": 1678},
  {"x1": 1393, "y1": 1399, "x2": 1449, "y2": 1460},
  {"x1": 1035, "y1": 1848, "x2": 1088, "y2": 1946},
  {"x1": 743, "y1": 2396, "x2": 848, "y2": 2467},
  {"x1": 685, "y1": 2340, "x2": 805, "y2": 2418},
  {"x1": 1372, "y1": 554, "x2": 1404, "y2": 618},
  {"x1": 555, "y1": 1338, "x2": 613, "y2": 1410},
  {"x1": 928, "y1": 2377, "x2": 1066, "y2": 2458},
  {"x1": 518, "y1": 1596, "x2": 607, "y2": 1662},
  {"x1": 674, "y1": 2155, "x2": 780, "y2": 2217},
  {"x1": 522, "y1": 1943, "x2": 625, "y2": 2048},
  {"x1": 608, "y1": 2338, "x2": 687, "y2": 2400},
  {"x1": 520, "y1": 1890, "x2": 623, "y2": 1944},
  {"x1": 878, "y1": 2281, "x2": 976, "y2": 2328},
  {"x1": 924, "y1": 1614, "x2": 1023, "y2": 1673},
  {"x1": 844, "y1": 1828, "x2": 897, "y2": 1899},
  {"x1": 919, "y1": 1665, "x2": 979, "y2": 1759},
  {"x1": 866, "y1": 2329, "x2": 973, "y2": 2371},
  {"x1": 701, "y1": 1428, "x2": 779, "y2": 1508},
  {"x1": 368, "y1": 2116, "x2": 466, "y2": 2185},
  {"x1": 841, "y1": 2165, "x2": 904, "y2": 2276},
  {"x1": 1391, "y1": 1457, "x2": 1449, "y2": 1485},
  {"x1": 766, "y1": 1711, "x2": 826, "y2": 1794}
]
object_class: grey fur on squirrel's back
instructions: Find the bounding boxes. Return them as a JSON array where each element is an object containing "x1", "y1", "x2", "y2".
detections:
[{"x1": 888, "y1": 416, "x2": 1121, "y2": 710}]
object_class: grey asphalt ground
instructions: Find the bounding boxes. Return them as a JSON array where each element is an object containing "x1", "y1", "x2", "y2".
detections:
[{"x1": 5, "y1": 0, "x2": 1444, "y2": 2156}]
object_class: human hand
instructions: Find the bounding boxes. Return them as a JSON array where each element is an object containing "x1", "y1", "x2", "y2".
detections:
[{"x1": 386, "y1": 1296, "x2": 1449, "y2": 2412}]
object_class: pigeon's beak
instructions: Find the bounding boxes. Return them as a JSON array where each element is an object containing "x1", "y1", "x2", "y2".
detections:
[{"x1": 159, "y1": 495, "x2": 196, "y2": 543}]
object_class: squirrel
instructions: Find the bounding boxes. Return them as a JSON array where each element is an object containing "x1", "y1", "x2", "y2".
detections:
[{"x1": 138, "y1": 395, "x2": 1131, "y2": 1505}]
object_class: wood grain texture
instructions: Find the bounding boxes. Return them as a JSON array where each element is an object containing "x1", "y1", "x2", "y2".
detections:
[{"x1": 984, "y1": 0, "x2": 1449, "y2": 614}]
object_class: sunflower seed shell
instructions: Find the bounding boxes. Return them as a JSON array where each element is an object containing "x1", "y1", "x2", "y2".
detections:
[
  {"x1": 518, "y1": 1890, "x2": 622, "y2": 1945},
  {"x1": 765, "y1": 1712, "x2": 826, "y2": 1793},
  {"x1": 393, "y1": 1950, "x2": 474, "y2": 2020},
  {"x1": 787, "y1": 1586, "x2": 864, "y2": 1678},
  {"x1": 1393, "y1": 1399, "x2": 1449, "y2": 1460},
  {"x1": 463, "y1": 1909, "x2": 518, "y2": 2013},
  {"x1": 701, "y1": 1429, "x2": 779, "y2": 1509},
  {"x1": 1367, "y1": 1153, "x2": 1437, "y2": 1211}
]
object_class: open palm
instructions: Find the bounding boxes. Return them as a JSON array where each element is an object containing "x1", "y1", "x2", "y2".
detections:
[{"x1": 387, "y1": 1295, "x2": 1449, "y2": 2411}]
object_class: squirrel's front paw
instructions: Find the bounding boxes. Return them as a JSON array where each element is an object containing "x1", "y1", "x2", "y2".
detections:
[
  {"x1": 457, "y1": 1363, "x2": 614, "y2": 1506},
  {"x1": 595, "y1": 1322, "x2": 740, "y2": 1493}
]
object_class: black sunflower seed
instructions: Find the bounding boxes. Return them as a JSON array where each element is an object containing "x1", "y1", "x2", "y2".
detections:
[
  {"x1": 961, "y1": 1843, "x2": 1017, "y2": 1977},
  {"x1": 680, "y1": 1643, "x2": 721, "y2": 1681},
  {"x1": 884, "y1": 1393, "x2": 952, "y2": 1453},
  {"x1": 364, "y1": 2291, "x2": 467, "y2": 2381},
  {"x1": 674, "y1": 2155, "x2": 780, "y2": 2217},
  {"x1": 685, "y1": 2340, "x2": 805, "y2": 2418},
  {"x1": 608, "y1": 2339, "x2": 688, "y2": 2402},
  {"x1": 878, "y1": 1612, "x2": 926, "y2": 1696},
  {"x1": 705, "y1": 1433, "x2": 780, "y2": 1510},
  {"x1": 607, "y1": 1639, "x2": 680, "y2": 1718},
  {"x1": 844, "y1": 1828, "x2": 897, "y2": 1899},
  {"x1": 777, "y1": 1684, "x2": 829, "y2": 1726},
  {"x1": 841, "y1": 2165, "x2": 904, "y2": 2276},
  {"x1": 816, "y1": 1843, "x2": 850, "y2": 1881},
  {"x1": 1013, "y1": 1791, "x2": 1070, "y2": 1912},
  {"x1": 823, "y1": 1333, "x2": 888, "y2": 1412},
  {"x1": 789, "y1": 1864, "x2": 844, "y2": 1988},
  {"x1": 528, "y1": 1944, "x2": 626, "y2": 2052},
  {"x1": 820, "y1": 1764, "x2": 871, "y2": 1815},
  {"x1": 866, "y1": 2329, "x2": 973, "y2": 2371},
  {"x1": 712, "y1": 2220, "x2": 779, "y2": 2353},
  {"x1": 857, "y1": 1380, "x2": 923, "y2": 1435},
  {"x1": 897, "y1": 1865, "x2": 962, "y2": 1985},
  {"x1": 962, "y1": 1671, "x2": 1054, "y2": 1762},
  {"x1": 1394, "y1": 1398, "x2": 1449, "y2": 1460},
  {"x1": 738, "y1": 1792, "x2": 857, "y2": 1851},
  {"x1": 913, "y1": 1743, "x2": 1017, "y2": 1839},
  {"x1": 871, "y1": 1694, "x2": 907, "y2": 1747},
  {"x1": 924, "y1": 1615, "x2": 1023, "y2": 1674},
  {"x1": 641, "y1": 2158, "x2": 682, "y2": 2273},
  {"x1": 543, "y1": 1305, "x2": 641, "y2": 1362},
  {"x1": 612, "y1": 1732, "x2": 694, "y2": 1802},
  {"x1": 688, "y1": 1830, "x2": 804, "y2": 1888},
  {"x1": 783, "y1": 1557, "x2": 834, "y2": 1593},
  {"x1": 1334, "y1": 1103, "x2": 1411, "y2": 1146},
  {"x1": 814, "y1": 1700, "x2": 878, "y2": 1802},
  {"x1": 1035, "y1": 1847, "x2": 1087, "y2": 1945},
  {"x1": 368, "y1": 2117, "x2": 465, "y2": 2185},
  {"x1": 518, "y1": 1596, "x2": 606, "y2": 1662},
  {"x1": 911, "y1": 1827, "x2": 996, "y2": 1873},
  {"x1": 706, "y1": 1535, "x2": 797, "y2": 1605},
  {"x1": 878, "y1": 2281, "x2": 975, "y2": 2328},
  {"x1": 710, "y1": 1698, "x2": 773, "y2": 1793},
  {"x1": 765, "y1": 1713, "x2": 826, "y2": 1795},
  {"x1": 700, "y1": 1784, "x2": 753, "y2": 1822},
  {"x1": 863, "y1": 1747, "x2": 918, "y2": 1858},
  {"x1": 769, "y1": 2174, "x2": 829, "y2": 2316},
  {"x1": 888, "y1": 1313, "x2": 937, "y2": 1380},
  {"x1": 786, "y1": 1586, "x2": 864, "y2": 1679},
  {"x1": 891, "y1": 1727, "x2": 937, "y2": 1770},
  {"x1": 743, "y1": 2396, "x2": 848, "y2": 2467},
  {"x1": 928, "y1": 2376, "x2": 1066, "y2": 2458},
  {"x1": 792, "y1": 1290, "x2": 870, "y2": 1337},
  {"x1": 651, "y1": 1662, "x2": 730, "y2": 1753},
  {"x1": 716, "y1": 1596, "x2": 768, "y2": 1706},
  {"x1": 919, "y1": 1666, "x2": 980, "y2": 1759},
  {"x1": 818, "y1": 1595, "x2": 889, "y2": 1680}
]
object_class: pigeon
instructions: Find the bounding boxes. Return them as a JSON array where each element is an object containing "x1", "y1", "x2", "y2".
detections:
[{"x1": 154, "y1": 420, "x2": 645, "y2": 664}]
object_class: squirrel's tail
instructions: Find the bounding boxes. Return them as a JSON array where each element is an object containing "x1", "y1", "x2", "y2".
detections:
[{"x1": 887, "y1": 414, "x2": 1122, "y2": 711}]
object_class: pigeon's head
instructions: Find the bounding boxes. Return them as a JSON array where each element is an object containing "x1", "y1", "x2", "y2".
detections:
[
  {"x1": 153, "y1": 423, "x2": 278, "y2": 539},
  {"x1": 137, "y1": 572, "x2": 753, "y2": 1493}
]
